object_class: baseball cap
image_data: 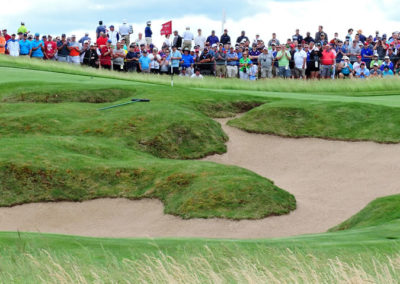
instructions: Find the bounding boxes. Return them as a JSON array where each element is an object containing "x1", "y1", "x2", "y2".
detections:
[
  {"x1": 361, "y1": 62, "x2": 366, "y2": 65},
  {"x1": 107, "y1": 39, "x2": 112, "y2": 43},
  {"x1": 23, "y1": 33, "x2": 27, "y2": 37},
  {"x1": 61, "y1": 34, "x2": 66, "y2": 37},
  {"x1": 384, "y1": 65, "x2": 389, "y2": 69},
  {"x1": 109, "y1": 25, "x2": 114, "y2": 28},
  {"x1": 342, "y1": 56, "x2": 349, "y2": 60},
  {"x1": 373, "y1": 63, "x2": 379, "y2": 67},
  {"x1": 84, "y1": 40, "x2": 89, "y2": 44},
  {"x1": 71, "y1": 34, "x2": 76, "y2": 38},
  {"x1": 263, "y1": 47, "x2": 268, "y2": 50},
  {"x1": 212, "y1": 43, "x2": 217, "y2": 48},
  {"x1": 357, "y1": 55, "x2": 362, "y2": 58},
  {"x1": 34, "y1": 33, "x2": 40, "y2": 37},
  {"x1": 385, "y1": 55, "x2": 390, "y2": 59}
]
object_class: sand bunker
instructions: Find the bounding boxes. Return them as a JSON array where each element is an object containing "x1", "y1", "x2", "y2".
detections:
[{"x1": 1, "y1": 118, "x2": 399, "y2": 238}]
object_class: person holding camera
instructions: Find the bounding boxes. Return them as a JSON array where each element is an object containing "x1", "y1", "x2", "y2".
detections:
[
  {"x1": 239, "y1": 52, "x2": 252, "y2": 80},
  {"x1": 355, "y1": 62, "x2": 370, "y2": 78},
  {"x1": 258, "y1": 47, "x2": 274, "y2": 78},
  {"x1": 338, "y1": 56, "x2": 353, "y2": 79},
  {"x1": 275, "y1": 44, "x2": 292, "y2": 78}
]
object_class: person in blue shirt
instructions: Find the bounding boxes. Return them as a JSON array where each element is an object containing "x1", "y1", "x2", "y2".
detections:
[
  {"x1": 226, "y1": 46, "x2": 238, "y2": 78},
  {"x1": 180, "y1": 48, "x2": 194, "y2": 75},
  {"x1": 338, "y1": 56, "x2": 353, "y2": 79},
  {"x1": 360, "y1": 44, "x2": 373, "y2": 68},
  {"x1": 145, "y1": 21, "x2": 152, "y2": 45},
  {"x1": 206, "y1": 31, "x2": 219, "y2": 46},
  {"x1": 170, "y1": 45, "x2": 182, "y2": 75},
  {"x1": 96, "y1": 21, "x2": 106, "y2": 38},
  {"x1": 31, "y1": 33, "x2": 44, "y2": 58},
  {"x1": 19, "y1": 34, "x2": 31, "y2": 56},
  {"x1": 382, "y1": 65, "x2": 394, "y2": 77},
  {"x1": 139, "y1": 50, "x2": 151, "y2": 73},
  {"x1": 355, "y1": 62, "x2": 370, "y2": 78},
  {"x1": 380, "y1": 56, "x2": 394, "y2": 71}
]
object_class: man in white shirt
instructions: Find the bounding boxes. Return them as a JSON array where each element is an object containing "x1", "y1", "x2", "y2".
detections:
[
  {"x1": 135, "y1": 33, "x2": 146, "y2": 47},
  {"x1": 293, "y1": 44, "x2": 307, "y2": 79},
  {"x1": 191, "y1": 69, "x2": 203, "y2": 79},
  {"x1": 182, "y1": 27, "x2": 194, "y2": 51},
  {"x1": 194, "y1": 29, "x2": 206, "y2": 51},
  {"x1": 7, "y1": 34, "x2": 20, "y2": 56},
  {"x1": 148, "y1": 48, "x2": 161, "y2": 73},
  {"x1": 108, "y1": 25, "x2": 120, "y2": 47},
  {"x1": 119, "y1": 20, "x2": 133, "y2": 46}
]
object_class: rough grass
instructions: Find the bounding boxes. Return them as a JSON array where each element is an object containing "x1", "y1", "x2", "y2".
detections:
[
  {"x1": 229, "y1": 100, "x2": 400, "y2": 143},
  {"x1": 330, "y1": 195, "x2": 400, "y2": 232}
]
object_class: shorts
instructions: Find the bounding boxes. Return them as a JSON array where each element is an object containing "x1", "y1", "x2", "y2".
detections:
[
  {"x1": 320, "y1": 65, "x2": 332, "y2": 77},
  {"x1": 215, "y1": 65, "x2": 226, "y2": 77},
  {"x1": 293, "y1": 67, "x2": 306, "y2": 78},
  {"x1": 226, "y1": 66, "x2": 238, "y2": 78}
]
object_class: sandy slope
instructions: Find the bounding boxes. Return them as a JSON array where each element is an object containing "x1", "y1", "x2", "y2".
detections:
[{"x1": 0, "y1": 118, "x2": 399, "y2": 238}]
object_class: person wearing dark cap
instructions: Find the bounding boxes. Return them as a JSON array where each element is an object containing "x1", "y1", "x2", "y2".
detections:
[
  {"x1": 96, "y1": 21, "x2": 106, "y2": 38},
  {"x1": 236, "y1": 30, "x2": 249, "y2": 44},
  {"x1": 220, "y1": 29, "x2": 231, "y2": 45},
  {"x1": 57, "y1": 34, "x2": 69, "y2": 62},
  {"x1": 31, "y1": 33, "x2": 45, "y2": 59},
  {"x1": 108, "y1": 25, "x2": 120, "y2": 47},
  {"x1": 19, "y1": 33, "x2": 31, "y2": 56},
  {"x1": 139, "y1": 49, "x2": 151, "y2": 73},
  {"x1": 100, "y1": 40, "x2": 113, "y2": 70},
  {"x1": 7, "y1": 34, "x2": 20, "y2": 56}
]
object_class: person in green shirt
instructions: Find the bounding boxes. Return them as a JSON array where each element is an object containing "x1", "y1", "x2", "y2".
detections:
[
  {"x1": 17, "y1": 22, "x2": 28, "y2": 35},
  {"x1": 275, "y1": 45, "x2": 291, "y2": 78},
  {"x1": 370, "y1": 54, "x2": 382, "y2": 70},
  {"x1": 239, "y1": 52, "x2": 252, "y2": 80}
]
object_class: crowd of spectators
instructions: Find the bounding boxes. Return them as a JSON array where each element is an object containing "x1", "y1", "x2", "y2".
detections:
[{"x1": 1, "y1": 21, "x2": 400, "y2": 80}]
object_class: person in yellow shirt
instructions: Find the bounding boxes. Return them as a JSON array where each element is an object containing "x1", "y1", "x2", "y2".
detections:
[
  {"x1": 0, "y1": 31, "x2": 6, "y2": 54},
  {"x1": 17, "y1": 22, "x2": 28, "y2": 34}
]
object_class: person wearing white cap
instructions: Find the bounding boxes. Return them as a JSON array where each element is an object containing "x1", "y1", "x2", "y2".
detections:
[
  {"x1": 370, "y1": 62, "x2": 382, "y2": 77},
  {"x1": 145, "y1": 21, "x2": 152, "y2": 45},
  {"x1": 258, "y1": 46, "x2": 274, "y2": 79},
  {"x1": 67, "y1": 35, "x2": 81, "y2": 64},
  {"x1": 119, "y1": 19, "x2": 133, "y2": 46},
  {"x1": 182, "y1": 27, "x2": 194, "y2": 51},
  {"x1": 338, "y1": 56, "x2": 353, "y2": 79}
]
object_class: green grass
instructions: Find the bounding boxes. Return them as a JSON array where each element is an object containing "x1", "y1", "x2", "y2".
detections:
[
  {"x1": 330, "y1": 195, "x2": 400, "y2": 232},
  {"x1": 229, "y1": 100, "x2": 400, "y2": 143}
]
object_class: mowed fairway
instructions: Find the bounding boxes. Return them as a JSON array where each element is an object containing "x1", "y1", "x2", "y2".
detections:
[{"x1": 1, "y1": 56, "x2": 400, "y2": 282}]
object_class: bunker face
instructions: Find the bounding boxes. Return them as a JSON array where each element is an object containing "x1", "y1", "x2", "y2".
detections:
[{"x1": 0, "y1": 118, "x2": 399, "y2": 238}]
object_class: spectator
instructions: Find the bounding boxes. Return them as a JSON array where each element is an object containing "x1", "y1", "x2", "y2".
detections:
[
  {"x1": 17, "y1": 22, "x2": 28, "y2": 35},
  {"x1": 19, "y1": 33, "x2": 31, "y2": 56},
  {"x1": 82, "y1": 43, "x2": 99, "y2": 68},
  {"x1": 44, "y1": 35, "x2": 57, "y2": 60},
  {"x1": 96, "y1": 21, "x2": 106, "y2": 38},
  {"x1": 276, "y1": 44, "x2": 291, "y2": 78},
  {"x1": 214, "y1": 44, "x2": 227, "y2": 78},
  {"x1": 100, "y1": 40, "x2": 113, "y2": 70},
  {"x1": 293, "y1": 44, "x2": 307, "y2": 79},
  {"x1": 369, "y1": 63, "x2": 382, "y2": 77},
  {"x1": 2, "y1": 29, "x2": 11, "y2": 42},
  {"x1": 191, "y1": 69, "x2": 203, "y2": 79},
  {"x1": 145, "y1": 21, "x2": 152, "y2": 45},
  {"x1": 119, "y1": 20, "x2": 133, "y2": 46},
  {"x1": 226, "y1": 46, "x2": 238, "y2": 78},
  {"x1": 135, "y1": 33, "x2": 146, "y2": 47},
  {"x1": 194, "y1": 29, "x2": 206, "y2": 51},
  {"x1": 268, "y1": 33, "x2": 280, "y2": 47},
  {"x1": 395, "y1": 61, "x2": 400, "y2": 75},
  {"x1": 236, "y1": 31, "x2": 249, "y2": 44},
  {"x1": 68, "y1": 35, "x2": 80, "y2": 64},
  {"x1": 338, "y1": 56, "x2": 353, "y2": 79},
  {"x1": 248, "y1": 62, "x2": 258, "y2": 80},
  {"x1": 239, "y1": 51, "x2": 251, "y2": 80},
  {"x1": 112, "y1": 42, "x2": 125, "y2": 71},
  {"x1": 126, "y1": 44, "x2": 140, "y2": 72},
  {"x1": 380, "y1": 56, "x2": 394, "y2": 71},
  {"x1": 373, "y1": 39, "x2": 387, "y2": 60},
  {"x1": 57, "y1": 34, "x2": 70, "y2": 62},
  {"x1": 355, "y1": 62, "x2": 370, "y2": 78},
  {"x1": 320, "y1": 44, "x2": 336, "y2": 79},
  {"x1": 382, "y1": 65, "x2": 394, "y2": 77},
  {"x1": 348, "y1": 40, "x2": 361, "y2": 63},
  {"x1": 370, "y1": 54, "x2": 382, "y2": 68},
  {"x1": 248, "y1": 44, "x2": 261, "y2": 67},
  {"x1": 31, "y1": 33, "x2": 44, "y2": 59},
  {"x1": 180, "y1": 47, "x2": 194, "y2": 76},
  {"x1": 170, "y1": 45, "x2": 182, "y2": 75},
  {"x1": 6, "y1": 34, "x2": 19, "y2": 56},
  {"x1": 308, "y1": 43, "x2": 322, "y2": 79},
  {"x1": 97, "y1": 32, "x2": 108, "y2": 49},
  {"x1": 0, "y1": 31, "x2": 5, "y2": 54},
  {"x1": 258, "y1": 46, "x2": 274, "y2": 79},
  {"x1": 207, "y1": 30, "x2": 219, "y2": 46},
  {"x1": 335, "y1": 40, "x2": 347, "y2": 64},
  {"x1": 159, "y1": 49, "x2": 170, "y2": 74},
  {"x1": 172, "y1": 31, "x2": 183, "y2": 48},
  {"x1": 148, "y1": 47, "x2": 161, "y2": 74},
  {"x1": 139, "y1": 50, "x2": 151, "y2": 73},
  {"x1": 315, "y1": 25, "x2": 328, "y2": 42},
  {"x1": 360, "y1": 43, "x2": 373, "y2": 68},
  {"x1": 292, "y1": 29, "x2": 303, "y2": 43},
  {"x1": 108, "y1": 25, "x2": 120, "y2": 47},
  {"x1": 346, "y1": 28, "x2": 354, "y2": 44},
  {"x1": 353, "y1": 56, "x2": 362, "y2": 73},
  {"x1": 182, "y1": 27, "x2": 194, "y2": 50},
  {"x1": 220, "y1": 29, "x2": 231, "y2": 45},
  {"x1": 197, "y1": 48, "x2": 213, "y2": 75},
  {"x1": 163, "y1": 34, "x2": 171, "y2": 49},
  {"x1": 304, "y1": 32, "x2": 314, "y2": 44},
  {"x1": 357, "y1": 29, "x2": 367, "y2": 43},
  {"x1": 78, "y1": 33, "x2": 91, "y2": 45}
]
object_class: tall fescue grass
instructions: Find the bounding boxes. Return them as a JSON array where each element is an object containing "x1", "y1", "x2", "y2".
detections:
[
  {"x1": 1, "y1": 246, "x2": 399, "y2": 283},
  {"x1": 1, "y1": 54, "x2": 400, "y2": 95}
]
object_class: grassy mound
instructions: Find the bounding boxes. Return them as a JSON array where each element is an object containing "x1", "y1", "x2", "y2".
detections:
[
  {"x1": 229, "y1": 100, "x2": 400, "y2": 143},
  {"x1": 0, "y1": 136, "x2": 295, "y2": 219},
  {"x1": 330, "y1": 195, "x2": 400, "y2": 232}
]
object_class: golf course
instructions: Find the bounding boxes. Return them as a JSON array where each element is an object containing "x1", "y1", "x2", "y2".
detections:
[{"x1": 1, "y1": 55, "x2": 400, "y2": 283}]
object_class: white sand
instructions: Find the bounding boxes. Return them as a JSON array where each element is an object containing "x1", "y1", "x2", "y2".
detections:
[{"x1": 1, "y1": 117, "x2": 399, "y2": 238}]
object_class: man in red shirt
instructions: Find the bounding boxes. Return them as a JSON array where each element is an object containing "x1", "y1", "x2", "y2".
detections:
[
  {"x1": 44, "y1": 35, "x2": 57, "y2": 60},
  {"x1": 100, "y1": 40, "x2": 113, "y2": 69},
  {"x1": 2, "y1": 29, "x2": 11, "y2": 41},
  {"x1": 96, "y1": 32, "x2": 108, "y2": 49},
  {"x1": 320, "y1": 44, "x2": 336, "y2": 79}
]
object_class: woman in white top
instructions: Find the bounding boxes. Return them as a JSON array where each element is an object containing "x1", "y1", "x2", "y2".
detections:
[{"x1": 149, "y1": 48, "x2": 161, "y2": 74}]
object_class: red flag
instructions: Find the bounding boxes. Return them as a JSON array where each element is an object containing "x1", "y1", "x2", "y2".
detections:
[{"x1": 161, "y1": 21, "x2": 172, "y2": 36}]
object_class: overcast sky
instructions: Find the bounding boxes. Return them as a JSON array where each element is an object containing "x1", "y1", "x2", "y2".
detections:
[{"x1": 2, "y1": 0, "x2": 399, "y2": 45}]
